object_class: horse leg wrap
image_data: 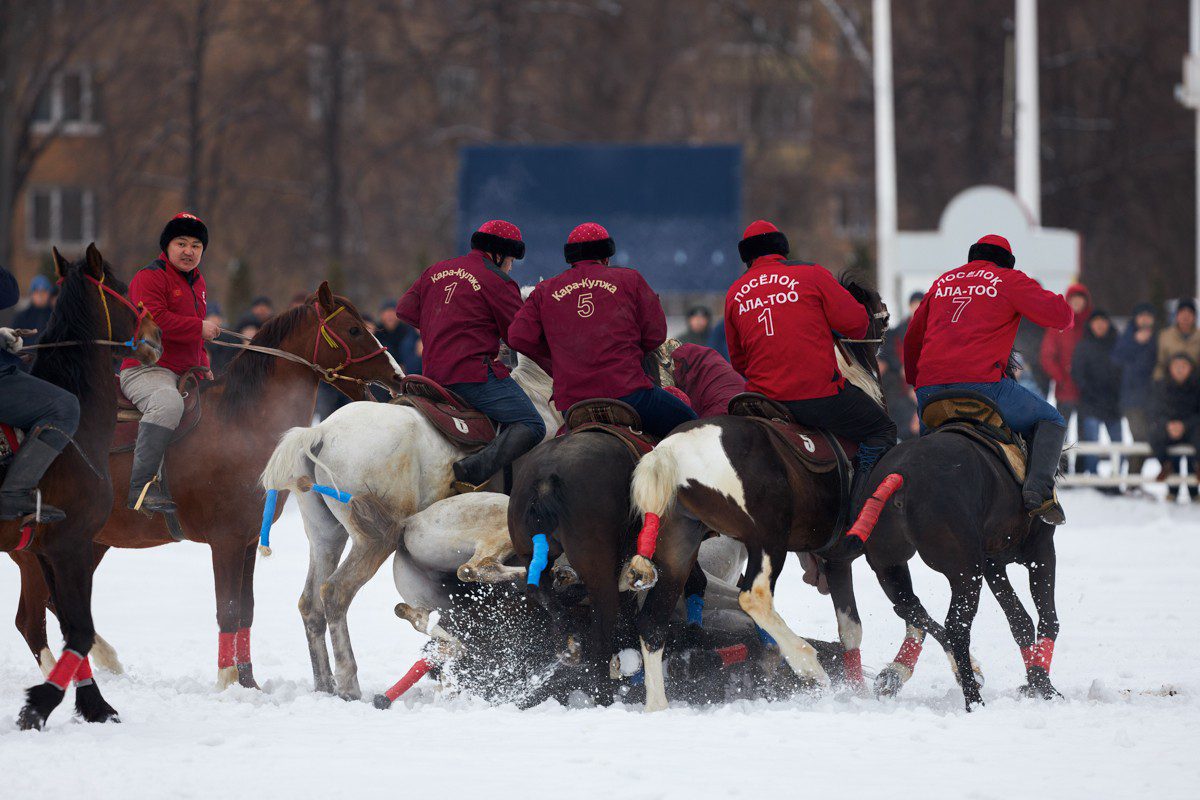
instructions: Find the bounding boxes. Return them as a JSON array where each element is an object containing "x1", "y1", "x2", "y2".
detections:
[
  {"x1": 842, "y1": 648, "x2": 864, "y2": 684},
  {"x1": 1022, "y1": 637, "x2": 1055, "y2": 673},
  {"x1": 894, "y1": 636, "x2": 923, "y2": 672},
  {"x1": 258, "y1": 489, "x2": 278, "y2": 553},
  {"x1": 636, "y1": 513, "x2": 661, "y2": 559},
  {"x1": 46, "y1": 649, "x2": 84, "y2": 691},
  {"x1": 384, "y1": 658, "x2": 433, "y2": 702},
  {"x1": 235, "y1": 628, "x2": 252, "y2": 665},
  {"x1": 846, "y1": 473, "x2": 904, "y2": 543},
  {"x1": 218, "y1": 632, "x2": 236, "y2": 670},
  {"x1": 716, "y1": 644, "x2": 749, "y2": 667},
  {"x1": 73, "y1": 656, "x2": 94, "y2": 687},
  {"x1": 526, "y1": 534, "x2": 549, "y2": 586},
  {"x1": 685, "y1": 594, "x2": 704, "y2": 626},
  {"x1": 310, "y1": 483, "x2": 352, "y2": 503}
]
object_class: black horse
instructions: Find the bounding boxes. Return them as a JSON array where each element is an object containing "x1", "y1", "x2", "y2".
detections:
[{"x1": 847, "y1": 394, "x2": 1062, "y2": 711}]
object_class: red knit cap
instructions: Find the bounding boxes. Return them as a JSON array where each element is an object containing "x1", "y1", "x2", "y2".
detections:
[
  {"x1": 471, "y1": 219, "x2": 525, "y2": 259},
  {"x1": 564, "y1": 222, "x2": 615, "y2": 263},
  {"x1": 568, "y1": 222, "x2": 611, "y2": 243}
]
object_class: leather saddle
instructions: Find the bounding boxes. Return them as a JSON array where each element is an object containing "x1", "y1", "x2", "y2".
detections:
[
  {"x1": 111, "y1": 367, "x2": 206, "y2": 454},
  {"x1": 727, "y1": 393, "x2": 854, "y2": 474},
  {"x1": 920, "y1": 391, "x2": 1027, "y2": 484},
  {"x1": 562, "y1": 398, "x2": 656, "y2": 460},
  {"x1": 390, "y1": 375, "x2": 496, "y2": 450}
]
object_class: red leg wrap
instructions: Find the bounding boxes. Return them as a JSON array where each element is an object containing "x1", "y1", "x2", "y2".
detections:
[
  {"x1": 1031, "y1": 637, "x2": 1054, "y2": 672},
  {"x1": 384, "y1": 659, "x2": 433, "y2": 701},
  {"x1": 73, "y1": 656, "x2": 94, "y2": 685},
  {"x1": 894, "y1": 636, "x2": 923, "y2": 671},
  {"x1": 847, "y1": 473, "x2": 904, "y2": 543},
  {"x1": 234, "y1": 628, "x2": 251, "y2": 665},
  {"x1": 842, "y1": 648, "x2": 864, "y2": 684},
  {"x1": 47, "y1": 649, "x2": 84, "y2": 690},
  {"x1": 218, "y1": 631, "x2": 236, "y2": 669},
  {"x1": 1020, "y1": 644, "x2": 1035, "y2": 670},
  {"x1": 15, "y1": 524, "x2": 33, "y2": 551},
  {"x1": 716, "y1": 644, "x2": 749, "y2": 667},
  {"x1": 636, "y1": 513, "x2": 661, "y2": 559}
]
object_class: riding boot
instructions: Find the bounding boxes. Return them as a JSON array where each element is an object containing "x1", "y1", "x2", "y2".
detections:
[
  {"x1": 1022, "y1": 421, "x2": 1067, "y2": 525},
  {"x1": 849, "y1": 443, "x2": 887, "y2": 514},
  {"x1": 452, "y1": 424, "x2": 542, "y2": 493},
  {"x1": 0, "y1": 432, "x2": 68, "y2": 523},
  {"x1": 127, "y1": 422, "x2": 177, "y2": 514}
]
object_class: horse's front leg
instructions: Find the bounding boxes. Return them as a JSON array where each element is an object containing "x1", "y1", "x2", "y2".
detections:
[
  {"x1": 1021, "y1": 530, "x2": 1062, "y2": 699},
  {"x1": 12, "y1": 551, "x2": 53, "y2": 676},
  {"x1": 738, "y1": 551, "x2": 830, "y2": 690},
  {"x1": 235, "y1": 540, "x2": 260, "y2": 689},
  {"x1": 211, "y1": 541, "x2": 247, "y2": 690},
  {"x1": 823, "y1": 557, "x2": 866, "y2": 691}
]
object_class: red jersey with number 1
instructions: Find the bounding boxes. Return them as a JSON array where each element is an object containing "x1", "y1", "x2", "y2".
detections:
[
  {"x1": 724, "y1": 255, "x2": 869, "y2": 401},
  {"x1": 902, "y1": 261, "x2": 1073, "y2": 388}
]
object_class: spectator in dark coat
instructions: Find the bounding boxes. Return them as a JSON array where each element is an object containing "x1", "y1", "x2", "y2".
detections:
[
  {"x1": 1071, "y1": 310, "x2": 1121, "y2": 475},
  {"x1": 886, "y1": 291, "x2": 924, "y2": 378},
  {"x1": 1111, "y1": 302, "x2": 1158, "y2": 476},
  {"x1": 707, "y1": 317, "x2": 730, "y2": 361},
  {"x1": 1150, "y1": 354, "x2": 1200, "y2": 496},
  {"x1": 678, "y1": 306, "x2": 712, "y2": 346},
  {"x1": 12, "y1": 275, "x2": 54, "y2": 344}
]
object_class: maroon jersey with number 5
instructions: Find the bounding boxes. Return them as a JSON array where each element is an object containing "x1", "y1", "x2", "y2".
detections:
[
  {"x1": 724, "y1": 254, "x2": 868, "y2": 401},
  {"x1": 395, "y1": 249, "x2": 522, "y2": 385},
  {"x1": 903, "y1": 262, "x2": 1073, "y2": 388},
  {"x1": 507, "y1": 259, "x2": 666, "y2": 410}
]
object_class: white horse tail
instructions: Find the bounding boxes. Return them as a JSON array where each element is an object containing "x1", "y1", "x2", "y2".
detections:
[
  {"x1": 631, "y1": 444, "x2": 682, "y2": 520},
  {"x1": 261, "y1": 425, "x2": 325, "y2": 492}
]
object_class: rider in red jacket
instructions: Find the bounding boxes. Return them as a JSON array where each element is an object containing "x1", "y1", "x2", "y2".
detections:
[
  {"x1": 396, "y1": 220, "x2": 545, "y2": 491},
  {"x1": 903, "y1": 234, "x2": 1074, "y2": 524},
  {"x1": 669, "y1": 343, "x2": 745, "y2": 418},
  {"x1": 725, "y1": 220, "x2": 896, "y2": 512},
  {"x1": 119, "y1": 213, "x2": 219, "y2": 515},
  {"x1": 507, "y1": 222, "x2": 697, "y2": 438}
]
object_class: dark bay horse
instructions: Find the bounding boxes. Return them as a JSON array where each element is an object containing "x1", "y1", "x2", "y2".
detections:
[
  {"x1": 12, "y1": 282, "x2": 404, "y2": 690},
  {"x1": 624, "y1": 275, "x2": 889, "y2": 711},
  {"x1": 843, "y1": 407, "x2": 1061, "y2": 711},
  {"x1": 10, "y1": 245, "x2": 162, "y2": 730}
]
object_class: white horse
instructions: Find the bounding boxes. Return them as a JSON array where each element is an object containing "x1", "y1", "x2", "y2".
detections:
[{"x1": 259, "y1": 355, "x2": 559, "y2": 699}]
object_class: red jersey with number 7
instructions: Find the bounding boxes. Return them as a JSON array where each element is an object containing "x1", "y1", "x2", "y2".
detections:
[
  {"x1": 902, "y1": 261, "x2": 1073, "y2": 388},
  {"x1": 724, "y1": 255, "x2": 869, "y2": 401},
  {"x1": 507, "y1": 259, "x2": 666, "y2": 410}
]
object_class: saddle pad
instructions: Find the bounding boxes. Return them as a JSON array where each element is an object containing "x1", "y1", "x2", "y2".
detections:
[
  {"x1": 569, "y1": 422, "x2": 656, "y2": 461},
  {"x1": 728, "y1": 392, "x2": 793, "y2": 422},
  {"x1": 565, "y1": 398, "x2": 643, "y2": 432},
  {"x1": 921, "y1": 392, "x2": 1026, "y2": 484},
  {"x1": 747, "y1": 417, "x2": 840, "y2": 474},
  {"x1": 392, "y1": 395, "x2": 495, "y2": 449},
  {"x1": 111, "y1": 369, "x2": 205, "y2": 453},
  {"x1": 400, "y1": 375, "x2": 473, "y2": 412},
  {"x1": 939, "y1": 423, "x2": 1027, "y2": 484}
]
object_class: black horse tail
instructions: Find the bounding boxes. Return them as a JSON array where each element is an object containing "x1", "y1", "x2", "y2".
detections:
[
  {"x1": 846, "y1": 473, "x2": 905, "y2": 544},
  {"x1": 524, "y1": 474, "x2": 569, "y2": 536}
]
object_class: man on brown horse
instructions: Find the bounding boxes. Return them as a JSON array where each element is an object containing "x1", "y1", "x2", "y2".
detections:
[
  {"x1": 396, "y1": 220, "x2": 545, "y2": 492},
  {"x1": 0, "y1": 266, "x2": 79, "y2": 522},
  {"x1": 119, "y1": 213, "x2": 220, "y2": 514},
  {"x1": 724, "y1": 220, "x2": 896, "y2": 514}
]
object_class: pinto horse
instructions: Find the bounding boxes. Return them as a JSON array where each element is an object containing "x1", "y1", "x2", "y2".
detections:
[
  {"x1": 624, "y1": 275, "x2": 889, "y2": 711},
  {"x1": 9, "y1": 245, "x2": 162, "y2": 730},
  {"x1": 12, "y1": 282, "x2": 403, "y2": 690},
  {"x1": 844, "y1": 399, "x2": 1062, "y2": 710}
]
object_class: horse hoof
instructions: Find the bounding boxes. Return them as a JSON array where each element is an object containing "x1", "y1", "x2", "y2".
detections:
[
  {"x1": 16, "y1": 704, "x2": 47, "y2": 731},
  {"x1": 237, "y1": 663, "x2": 260, "y2": 690},
  {"x1": 74, "y1": 683, "x2": 121, "y2": 724},
  {"x1": 373, "y1": 694, "x2": 393, "y2": 710},
  {"x1": 552, "y1": 565, "x2": 580, "y2": 589},
  {"x1": 17, "y1": 683, "x2": 63, "y2": 731},
  {"x1": 456, "y1": 564, "x2": 477, "y2": 582},
  {"x1": 874, "y1": 666, "x2": 904, "y2": 698},
  {"x1": 1019, "y1": 668, "x2": 1062, "y2": 700}
]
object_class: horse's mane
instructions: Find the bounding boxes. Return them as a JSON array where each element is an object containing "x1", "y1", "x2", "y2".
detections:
[
  {"x1": 510, "y1": 353, "x2": 561, "y2": 425},
  {"x1": 836, "y1": 271, "x2": 886, "y2": 408},
  {"x1": 217, "y1": 303, "x2": 318, "y2": 417},
  {"x1": 32, "y1": 261, "x2": 126, "y2": 398}
]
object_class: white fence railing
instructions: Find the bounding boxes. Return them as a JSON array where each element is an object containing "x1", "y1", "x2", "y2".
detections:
[{"x1": 1063, "y1": 443, "x2": 1196, "y2": 487}]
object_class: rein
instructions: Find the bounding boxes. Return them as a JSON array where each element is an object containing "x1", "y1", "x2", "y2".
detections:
[{"x1": 20, "y1": 274, "x2": 156, "y2": 355}]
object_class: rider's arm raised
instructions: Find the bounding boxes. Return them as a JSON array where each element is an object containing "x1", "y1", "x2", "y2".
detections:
[{"x1": 1007, "y1": 271, "x2": 1074, "y2": 332}]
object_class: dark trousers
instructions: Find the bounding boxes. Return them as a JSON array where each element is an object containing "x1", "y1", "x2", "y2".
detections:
[
  {"x1": 783, "y1": 383, "x2": 897, "y2": 472},
  {"x1": 449, "y1": 367, "x2": 546, "y2": 439},
  {"x1": 1078, "y1": 416, "x2": 1123, "y2": 474},
  {"x1": 619, "y1": 387, "x2": 699, "y2": 439},
  {"x1": 0, "y1": 365, "x2": 80, "y2": 450},
  {"x1": 1150, "y1": 423, "x2": 1200, "y2": 466}
]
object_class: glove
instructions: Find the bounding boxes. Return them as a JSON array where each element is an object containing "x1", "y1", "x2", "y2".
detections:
[{"x1": 0, "y1": 328, "x2": 23, "y2": 354}]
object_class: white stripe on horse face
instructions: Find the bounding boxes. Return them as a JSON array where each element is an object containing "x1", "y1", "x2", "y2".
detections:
[{"x1": 667, "y1": 424, "x2": 749, "y2": 516}]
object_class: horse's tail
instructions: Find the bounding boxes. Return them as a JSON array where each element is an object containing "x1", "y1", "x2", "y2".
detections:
[
  {"x1": 846, "y1": 473, "x2": 905, "y2": 544},
  {"x1": 627, "y1": 445, "x2": 683, "y2": 572},
  {"x1": 260, "y1": 425, "x2": 325, "y2": 492},
  {"x1": 523, "y1": 473, "x2": 568, "y2": 536}
]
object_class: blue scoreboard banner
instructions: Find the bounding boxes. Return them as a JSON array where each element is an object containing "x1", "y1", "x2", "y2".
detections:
[{"x1": 459, "y1": 144, "x2": 742, "y2": 294}]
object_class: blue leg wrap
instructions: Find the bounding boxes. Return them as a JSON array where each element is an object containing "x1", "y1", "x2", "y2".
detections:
[
  {"x1": 527, "y1": 534, "x2": 549, "y2": 587},
  {"x1": 310, "y1": 483, "x2": 353, "y2": 503},
  {"x1": 629, "y1": 669, "x2": 644, "y2": 686},
  {"x1": 258, "y1": 489, "x2": 278, "y2": 549},
  {"x1": 685, "y1": 594, "x2": 704, "y2": 626},
  {"x1": 757, "y1": 626, "x2": 778, "y2": 646}
]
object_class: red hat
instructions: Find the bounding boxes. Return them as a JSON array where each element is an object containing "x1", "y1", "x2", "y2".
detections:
[
  {"x1": 738, "y1": 219, "x2": 789, "y2": 264},
  {"x1": 159, "y1": 212, "x2": 208, "y2": 252},
  {"x1": 967, "y1": 234, "x2": 1015, "y2": 269},
  {"x1": 471, "y1": 219, "x2": 525, "y2": 260},
  {"x1": 564, "y1": 222, "x2": 616, "y2": 264}
]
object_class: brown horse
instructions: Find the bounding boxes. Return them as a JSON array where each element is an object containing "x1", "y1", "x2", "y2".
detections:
[
  {"x1": 10, "y1": 245, "x2": 162, "y2": 730},
  {"x1": 12, "y1": 282, "x2": 404, "y2": 690}
]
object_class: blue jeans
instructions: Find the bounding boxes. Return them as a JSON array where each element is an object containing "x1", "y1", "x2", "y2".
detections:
[
  {"x1": 1078, "y1": 416, "x2": 1122, "y2": 474},
  {"x1": 916, "y1": 377, "x2": 1064, "y2": 436},
  {"x1": 619, "y1": 387, "x2": 699, "y2": 439},
  {"x1": 449, "y1": 368, "x2": 546, "y2": 439}
]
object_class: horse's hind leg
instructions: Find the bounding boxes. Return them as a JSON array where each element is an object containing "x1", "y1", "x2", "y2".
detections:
[
  {"x1": 298, "y1": 493, "x2": 347, "y2": 695},
  {"x1": 458, "y1": 529, "x2": 523, "y2": 584},
  {"x1": 945, "y1": 573, "x2": 985, "y2": 710},
  {"x1": 823, "y1": 558, "x2": 865, "y2": 690},
  {"x1": 738, "y1": 552, "x2": 830, "y2": 690},
  {"x1": 983, "y1": 559, "x2": 1036, "y2": 666},
  {"x1": 871, "y1": 562, "x2": 947, "y2": 696},
  {"x1": 1021, "y1": 531, "x2": 1061, "y2": 699}
]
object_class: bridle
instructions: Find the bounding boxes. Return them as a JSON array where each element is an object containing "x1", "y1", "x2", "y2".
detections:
[
  {"x1": 20, "y1": 271, "x2": 157, "y2": 354},
  {"x1": 841, "y1": 309, "x2": 891, "y2": 345}
]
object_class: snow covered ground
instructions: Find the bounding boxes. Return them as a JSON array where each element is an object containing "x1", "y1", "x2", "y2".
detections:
[{"x1": 0, "y1": 491, "x2": 1195, "y2": 799}]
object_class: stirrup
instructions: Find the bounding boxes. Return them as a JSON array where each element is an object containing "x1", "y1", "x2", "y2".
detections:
[
  {"x1": 450, "y1": 479, "x2": 485, "y2": 495},
  {"x1": 1026, "y1": 497, "x2": 1065, "y2": 526}
]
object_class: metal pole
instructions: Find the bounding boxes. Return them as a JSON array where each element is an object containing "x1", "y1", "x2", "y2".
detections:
[
  {"x1": 1179, "y1": 0, "x2": 1200, "y2": 299},
  {"x1": 873, "y1": 0, "x2": 898, "y2": 314},
  {"x1": 1015, "y1": 0, "x2": 1041, "y2": 224}
]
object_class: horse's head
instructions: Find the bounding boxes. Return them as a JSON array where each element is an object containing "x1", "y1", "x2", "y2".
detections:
[
  {"x1": 837, "y1": 272, "x2": 888, "y2": 406},
  {"x1": 49, "y1": 244, "x2": 162, "y2": 366},
  {"x1": 306, "y1": 281, "x2": 405, "y2": 399}
]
